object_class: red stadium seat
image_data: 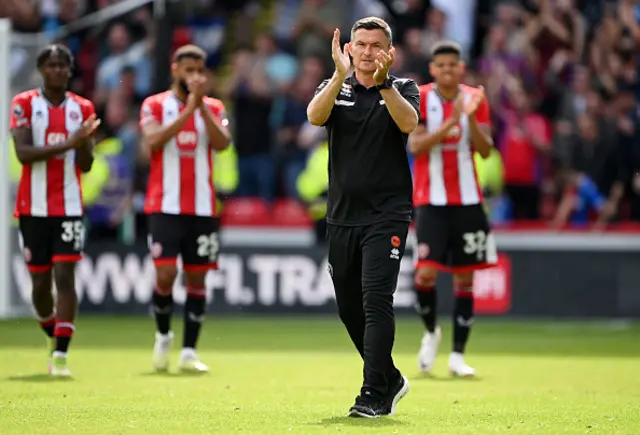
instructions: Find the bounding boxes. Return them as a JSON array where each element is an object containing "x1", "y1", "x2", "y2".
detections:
[
  {"x1": 271, "y1": 199, "x2": 312, "y2": 227},
  {"x1": 221, "y1": 198, "x2": 271, "y2": 226},
  {"x1": 172, "y1": 27, "x2": 192, "y2": 53}
]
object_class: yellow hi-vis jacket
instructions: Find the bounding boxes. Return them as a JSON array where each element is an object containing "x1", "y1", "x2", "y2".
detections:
[{"x1": 296, "y1": 142, "x2": 328, "y2": 220}]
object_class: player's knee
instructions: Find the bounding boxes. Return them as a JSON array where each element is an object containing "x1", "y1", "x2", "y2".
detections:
[
  {"x1": 53, "y1": 263, "x2": 76, "y2": 293},
  {"x1": 415, "y1": 267, "x2": 437, "y2": 288},
  {"x1": 362, "y1": 288, "x2": 394, "y2": 315},
  {"x1": 155, "y1": 266, "x2": 177, "y2": 294},
  {"x1": 184, "y1": 271, "x2": 206, "y2": 289},
  {"x1": 453, "y1": 272, "x2": 474, "y2": 290},
  {"x1": 337, "y1": 303, "x2": 362, "y2": 326}
]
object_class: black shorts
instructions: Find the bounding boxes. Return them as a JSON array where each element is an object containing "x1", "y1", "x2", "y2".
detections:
[
  {"x1": 147, "y1": 213, "x2": 221, "y2": 271},
  {"x1": 413, "y1": 204, "x2": 497, "y2": 272},
  {"x1": 327, "y1": 220, "x2": 409, "y2": 299},
  {"x1": 18, "y1": 216, "x2": 85, "y2": 273}
]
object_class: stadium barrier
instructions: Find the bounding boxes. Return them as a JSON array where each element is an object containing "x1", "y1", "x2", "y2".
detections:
[{"x1": 6, "y1": 228, "x2": 640, "y2": 318}]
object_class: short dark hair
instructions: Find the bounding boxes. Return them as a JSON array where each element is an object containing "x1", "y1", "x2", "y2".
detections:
[
  {"x1": 172, "y1": 45, "x2": 207, "y2": 63},
  {"x1": 37, "y1": 44, "x2": 73, "y2": 68},
  {"x1": 430, "y1": 40, "x2": 462, "y2": 58},
  {"x1": 351, "y1": 17, "x2": 393, "y2": 45}
]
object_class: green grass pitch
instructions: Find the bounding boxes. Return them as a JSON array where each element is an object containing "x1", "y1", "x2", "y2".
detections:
[{"x1": 0, "y1": 316, "x2": 639, "y2": 434}]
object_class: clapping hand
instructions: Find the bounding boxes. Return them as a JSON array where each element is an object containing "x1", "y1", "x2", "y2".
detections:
[
  {"x1": 186, "y1": 75, "x2": 207, "y2": 111},
  {"x1": 452, "y1": 92, "x2": 465, "y2": 122},
  {"x1": 70, "y1": 113, "x2": 101, "y2": 147},
  {"x1": 465, "y1": 86, "x2": 486, "y2": 117},
  {"x1": 332, "y1": 29, "x2": 350, "y2": 79},
  {"x1": 373, "y1": 47, "x2": 395, "y2": 86}
]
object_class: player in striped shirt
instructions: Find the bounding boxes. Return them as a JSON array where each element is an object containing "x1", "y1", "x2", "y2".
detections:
[
  {"x1": 10, "y1": 44, "x2": 101, "y2": 377},
  {"x1": 140, "y1": 45, "x2": 231, "y2": 373},
  {"x1": 408, "y1": 40, "x2": 495, "y2": 377}
]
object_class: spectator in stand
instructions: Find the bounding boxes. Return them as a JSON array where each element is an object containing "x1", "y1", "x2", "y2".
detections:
[
  {"x1": 94, "y1": 22, "x2": 153, "y2": 108},
  {"x1": 626, "y1": 121, "x2": 640, "y2": 220},
  {"x1": 499, "y1": 80, "x2": 552, "y2": 220},
  {"x1": 384, "y1": 0, "x2": 428, "y2": 44},
  {"x1": 224, "y1": 48, "x2": 276, "y2": 202},
  {"x1": 431, "y1": 0, "x2": 476, "y2": 59},
  {"x1": 404, "y1": 28, "x2": 432, "y2": 83},
  {"x1": 389, "y1": 45, "x2": 422, "y2": 84},
  {"x1": 490, "y1": 1, "x2": 530, "y2": 55},
  {"x1": 0, "y1": 0, "x2": 40, "y2": 31},
  {"x1": 525, "y1": 0, "x2": 586, "y2": 76},
  {"x1": 85, "y1": 128, "x2": 134, "y2": 241},
  {"x1": 290, "y1": 0, "x2": 346, "y2": 72},
  {"x1": 273, "y1": 56, "x2": 325, "y2": 198},
  {"x1": 552, "y1": 113, "x2": 623, "y2": 229},
  {"x1": 255, "y1": 32, "x2": 299, "y2": 92},
  {"x1": 421, "y1": 7, "x2": 447, "y2": 56},
  {"x1": 478, "y1": 23, "x2": 535, "y2": 90}
]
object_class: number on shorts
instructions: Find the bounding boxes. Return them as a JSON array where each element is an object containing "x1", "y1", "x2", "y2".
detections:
[
  {"x1": 196, "y1": 233, "x2": 220, "y2": 262},
  {"x1": 61, "y1": 220, "x2": 85, "y2": 251},
  {"x1": 462, "y1": 230, "x2": 487, "y2": 261}
]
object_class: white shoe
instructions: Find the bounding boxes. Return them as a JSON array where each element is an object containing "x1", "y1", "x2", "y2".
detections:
[
  {"x1": 178, "y1": 348, "x2": 209, "y2": 373},
  {"x1": 418, "y1": 327, "x2": 441, "y2": 373},
  {"x1": 50, "y1": 351, "x2": 72, "y2": 378},
  {"x1": 152, "y1": 332, "x2": 173, "y2": 372},
  {"x1": 448, "y1": 352, "x2": 475, "y2": 377}
]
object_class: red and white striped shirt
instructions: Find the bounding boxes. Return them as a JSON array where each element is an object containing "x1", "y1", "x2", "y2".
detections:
[
  {"x1": 140, "y1": 91, "x2": 227, "y2": 217},
  {"x1": 413, "y1": 83, "x2": 491, "y2": 207},
  {"x1": 10, "y1": 89, "x2": 95, "y2": 217}
]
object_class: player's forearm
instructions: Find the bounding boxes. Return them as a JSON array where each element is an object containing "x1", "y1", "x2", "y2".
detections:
[
  {"x1": 469, "y1": 117, "x2": 493, "y2": 159},
  {"x1": 408, "y1": 119, "x2": 457, "y2": 155},
  {"x1": 379, "y1": 88, "x2": 418, "y2": 134},
  {"x1": 76, "y1": 140, "x2": 94, "y2": 172},
  {"x1": 307, "y1": 74, "x2": 344, "y2": 126},
  {"x1": 200, "y1": 106, "x2": 231, "y2": 151},
  {"x1": 144, "y1": 110, "x2": 193, "y2": 152},
  {"x1": 14, "y1": 142, "x2": 76, "y2": 164}
]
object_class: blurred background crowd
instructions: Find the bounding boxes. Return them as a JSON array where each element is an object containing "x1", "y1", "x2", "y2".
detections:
[{"x1": 4, "y1": 0, "x2": 640, "y2": 243}]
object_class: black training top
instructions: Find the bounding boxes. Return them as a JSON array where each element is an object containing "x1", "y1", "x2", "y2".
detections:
[{"x1": 315, "y1": 73, "x2": 420, "y2": 226}]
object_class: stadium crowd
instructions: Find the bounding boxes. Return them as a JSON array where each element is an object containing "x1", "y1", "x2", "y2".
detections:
[{"x1": 4, "y1": 0, "x2": 640, "y2": 241}]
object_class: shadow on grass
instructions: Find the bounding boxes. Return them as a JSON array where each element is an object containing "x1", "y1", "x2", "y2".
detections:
[
  {"x1": 138, "y1": 371, "x2": 209, "y2": 378},
  {"x1": 410, "y1": 373, "x2": 485, "y2": 382},
  {"x1": 310, "y1": 415, "x2": 406, "y2": 427},
  {"x1": 6, "y1": 374, "x2": 73, "y2": 383}
]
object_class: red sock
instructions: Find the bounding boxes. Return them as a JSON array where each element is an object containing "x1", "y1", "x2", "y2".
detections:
[{"x1": 38, "y1": 314, "x2": 56, "y2": 338}]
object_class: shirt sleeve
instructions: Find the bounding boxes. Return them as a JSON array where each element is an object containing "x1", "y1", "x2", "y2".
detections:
[
  {"x1": 140, "y1": 97, "x2": 161, "y2": 127},
  {"x1": 475, "y1": 97, "x2": 491, "y2": 127},
  {"x1": 10, "y1": 94, "x2": 31, "y2": 130},
  {"x1": 313, "y1": 79, "x2": 333, "y2": 127},
  {"x1": 399, "y1": 79, "x2": 421, "y2": 118},
  {"x1": 417, "y1": 86, "x2": 426, "y2": 125},
  {"x1": 81, "y1": 100, "x2": 96, "y2": 121},
  {"x1": 314, "y1": 79, "x2": 331, "y2": 96},
  {"x1": 206, "y1": 99, "x2": 230, "y2": 128}
]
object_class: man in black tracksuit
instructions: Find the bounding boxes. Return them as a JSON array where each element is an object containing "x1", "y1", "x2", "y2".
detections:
[{"x1": 307, "y1": 17, "x2": 420, "y2": 418}]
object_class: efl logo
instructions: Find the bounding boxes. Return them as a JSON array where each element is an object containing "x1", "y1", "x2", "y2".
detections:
[
  {"x1": 177, "y1": 131, "x2": 197, "y2": 144},
  {"x1": 177, "y1": 131, "x2": 197, "y2": 152},
  {"x1": 473, "y1": 253, "x2": 511, "y2": 314},
  {"x1": 47, "y1": 132, "x2": 67, "y2": 145}
]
